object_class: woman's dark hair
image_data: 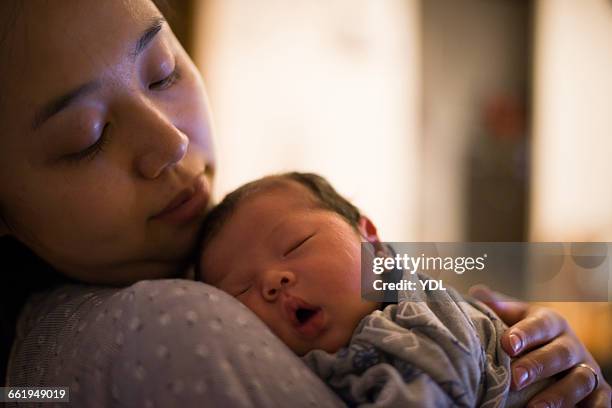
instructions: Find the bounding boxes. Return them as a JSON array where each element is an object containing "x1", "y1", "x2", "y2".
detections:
[{"x1": 195, "y1": 172, "x2": 362, "y2": 280}]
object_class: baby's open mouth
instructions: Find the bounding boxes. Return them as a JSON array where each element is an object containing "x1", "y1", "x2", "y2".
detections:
[
  {"x1": 296, "y1": 307, "x2": 320, "y2": 325},
  {"x1": 284, "y1": 296, "x2": 326, "y2": 339}
]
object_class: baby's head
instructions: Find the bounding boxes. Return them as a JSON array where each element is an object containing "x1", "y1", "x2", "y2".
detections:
[{"x1": 196, "y1": 172, "x2": 381, "y2": 355}]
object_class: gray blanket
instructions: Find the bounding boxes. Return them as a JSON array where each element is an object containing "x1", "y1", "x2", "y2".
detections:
[{"x1": 303, "y1": 273, "x2": 541, "y2": 407}]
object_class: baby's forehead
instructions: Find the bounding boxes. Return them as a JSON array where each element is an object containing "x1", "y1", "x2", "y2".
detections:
[
  {"x1": 197, "y1": 179, "x2": 321, "y2": 280},
  {"x1": 236, "y1": 179, "x2": 322, "y2": 212}
]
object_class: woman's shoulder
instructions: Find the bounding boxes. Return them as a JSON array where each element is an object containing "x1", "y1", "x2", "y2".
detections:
[
  {"x1": 7, "y1": 280, "x2": 343, "y2": 407},
  {"x1": 12, "y1": 279, "x2": 233, "y2": 345},
  {"x1": 8, "y1": 280, "x2": 236, "y2": 394}
]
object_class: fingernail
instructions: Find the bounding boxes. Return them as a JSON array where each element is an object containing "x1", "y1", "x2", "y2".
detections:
[
  {"x1": 529, "y1": 401, "x2": 549, "y2": 408},
  {"x1": 514, "y1": 366, "x2": 529, "y2": 389},
  {"x1": 509, "y1": 333, "x2": 523, "y2": 354}
]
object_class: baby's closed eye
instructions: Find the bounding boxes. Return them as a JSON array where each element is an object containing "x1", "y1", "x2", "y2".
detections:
[
  {"x1": 234, "y1": 284, "x2": 252, "y2": 297},
  {"x1": 283, "y1": 233, "x2": 316, "y2": 257}
]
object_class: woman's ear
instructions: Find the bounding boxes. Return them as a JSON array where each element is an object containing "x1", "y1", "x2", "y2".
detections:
[{"x1": 358, "y1": 216, "x2": 386, "y2": 255}]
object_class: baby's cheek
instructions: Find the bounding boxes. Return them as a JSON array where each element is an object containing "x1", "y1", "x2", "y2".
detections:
[
  {"x1": 319, "y1": 325, "x2": 354, "y2": 354},
  {"x1": 328, "y1": 257, "x2": 362, "y2": 293},
  {"x1": 241, "y1": 298, "x2": 289, "y2": 342}
]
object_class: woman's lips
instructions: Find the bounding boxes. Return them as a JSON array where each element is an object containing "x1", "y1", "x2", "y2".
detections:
[
  {"x1": 283, "y1": 296, "x2": 326, "y2": 340},
  {"x1": 151, "y1": 176, "x2": 209, "y2": 224}
]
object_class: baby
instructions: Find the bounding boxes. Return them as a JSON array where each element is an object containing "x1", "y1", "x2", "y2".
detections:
[{"x1": 195, "y1": 172, "x2": 544, "y2": 407}]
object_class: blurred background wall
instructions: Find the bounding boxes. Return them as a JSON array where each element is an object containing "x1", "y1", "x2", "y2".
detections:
[
  {"x1": 165, "y1": 0, "x2": 612, "y2": 379},
  {"x1": 531, "y1": 0, "x2": 612, "y2": 242},
  {"x1": 193, "y1": 0, "x2": 421, "y2": 242},
  {"x1": 530, "y1": 0, "x2": 612, "y2": 376},
  {"x1": 421, "y1": 0, "x2": 530, "y2": 242}
]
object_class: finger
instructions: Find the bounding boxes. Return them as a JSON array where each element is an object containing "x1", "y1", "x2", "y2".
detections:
[
  {"x1": 578, "y1": 384, "x2": 612, "y2": 408},
  {"x1": 511, "y1": 334, "x2": 583, "y2": 390},
  {"x1": 469, "y1": 285, "x2": 528, "y2": 325},
  {"x1": 502, "y1": 307, "x2": 568, "y2": 357},
  {"x1": 578, "y1": 354, "x2": 611, "y2": 408},
  {"x1": 527, "y1": 364, "x2": 600, "y2": 408}
]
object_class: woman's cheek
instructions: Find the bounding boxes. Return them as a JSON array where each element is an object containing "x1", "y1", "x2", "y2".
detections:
[{"x1": 58, "y1": 177, "x2": 135, "y2": 238}]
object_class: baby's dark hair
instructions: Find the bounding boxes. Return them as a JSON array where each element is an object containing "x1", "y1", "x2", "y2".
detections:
[{"x1": 194, "y1": 172, "x2": 362, "y2": 279}]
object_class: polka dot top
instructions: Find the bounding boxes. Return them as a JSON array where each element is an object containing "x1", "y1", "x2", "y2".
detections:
[{"x1": 6, "y1": 279, "x2": 343, "y2": 407}]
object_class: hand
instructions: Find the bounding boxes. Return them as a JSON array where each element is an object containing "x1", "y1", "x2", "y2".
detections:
[{"x1": 470, "y1": 285, "x2": 611, "y2": 408}]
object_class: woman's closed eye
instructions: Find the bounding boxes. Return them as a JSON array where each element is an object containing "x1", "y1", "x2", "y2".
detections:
[
  {"x1": 283, "y1": 233, "x2": 315, "y2": 257},
  {"x1": 149, "y1": 66, "x2": 181, "y2": 91},
  {"x1": 64, "y1": 66, "x2": 181, "y2": 164},
  {"x1": 66, "y1": 123, "x2": 111, "y2": 163}
]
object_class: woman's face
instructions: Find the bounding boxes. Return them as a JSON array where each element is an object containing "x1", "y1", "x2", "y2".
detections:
[{"x1": 0, "y1": 0, "x2": 215, "y2": 284}]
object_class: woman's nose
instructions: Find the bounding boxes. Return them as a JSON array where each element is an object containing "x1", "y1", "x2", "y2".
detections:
[
  {"x1": 132, "y1": 103, "x2": 189, "y2": 179},
  {"x1": 261, "y1": 270, "x2": 296, "y2": 301}
]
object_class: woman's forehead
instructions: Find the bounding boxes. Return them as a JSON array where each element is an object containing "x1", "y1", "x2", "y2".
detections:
[{"x1": 0, "y1": 0, "x2": 162, "y2": 119}]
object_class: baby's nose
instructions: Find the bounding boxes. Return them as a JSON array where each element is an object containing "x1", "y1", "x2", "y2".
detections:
[{"x1": 262, "y1": 270, "x2": 296, "y2": 301}]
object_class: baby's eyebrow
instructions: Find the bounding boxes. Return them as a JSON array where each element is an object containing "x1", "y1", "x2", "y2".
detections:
[
  {"x1": 31, "y1": 16, "x2": 166, "y2": 131},
  {"x1": 268, "y1": 216, "x2": 292, "y2": 240}
]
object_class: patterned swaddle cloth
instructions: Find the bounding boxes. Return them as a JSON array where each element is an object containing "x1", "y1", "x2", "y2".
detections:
[{"x1": 303, "y1": 271, "x2": 515, "y2": 407}]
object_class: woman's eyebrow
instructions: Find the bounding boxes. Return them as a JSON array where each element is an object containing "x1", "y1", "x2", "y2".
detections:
[
  {"x1": 130, "y1": 17, "x2": 166, "y2": 61},
  {"x1": 31, "y1": 17, "x2": 166, "y2": 131},
  {"x1": 32, "y1": 81, "x2": 101, "y2": 130}
]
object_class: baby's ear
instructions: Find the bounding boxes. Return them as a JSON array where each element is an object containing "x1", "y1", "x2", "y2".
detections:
[
  {"x1": 358, "y1": 216, "x2": 381, "y2": 244},
  {"x1": 358, "y1": 216, "x2": 387, "y2": 257}
]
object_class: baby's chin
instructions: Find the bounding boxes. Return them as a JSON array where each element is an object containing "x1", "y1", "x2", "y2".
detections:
[{"x1": 291, "y1": 330, "x2": 352, "y2": 356}]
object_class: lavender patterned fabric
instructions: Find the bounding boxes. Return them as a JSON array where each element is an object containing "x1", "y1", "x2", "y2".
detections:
[
  {"x1": 7, "y1": 280, "x2": 344, "y2": 407},
  {"x1": 302, "y1": 272, "x2": 546, "y2": 407}
]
